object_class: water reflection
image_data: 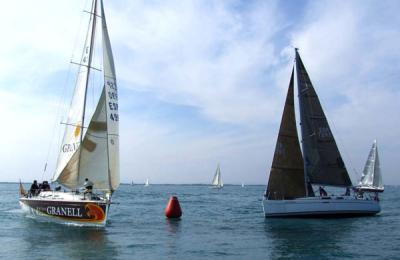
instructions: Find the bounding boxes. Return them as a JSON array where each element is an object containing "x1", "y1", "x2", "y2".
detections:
[
  {"x1": 264, "y1": 218, "x2": 359, "y2": 258},
  {"x1": 165, "y1": 218, "x2": 182, "y2": 259},
  {"x1": 165, "y1": 218, "x2": 182, "y2": 235},
  {"x1": 21, "y1": 218, "x2": 118, "y2": 259}
]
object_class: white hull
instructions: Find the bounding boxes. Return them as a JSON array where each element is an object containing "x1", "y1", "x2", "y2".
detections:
[
  {"x1": 19, "y1": 191, "x2": 109, "y2": 227},
  {"x1": 262, "y1": 196, "x2": 380, "y2": 217},
  {"x1": 356, "y1": 185, "x2": 384, "y2": 193}
]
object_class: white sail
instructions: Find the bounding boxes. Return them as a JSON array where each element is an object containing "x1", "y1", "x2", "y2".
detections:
[
  {"x1": 100, "y1": 0, "x2": 119, "y2": 192},
  {"x1": 212, "y1": 165, "x2": 223, "y2": 187},
  {"x1": 360, "y1": 140, "x2": 383, "y2": 189},
  {"x1": 53, "y1": 0, "x2": 97, "y2": 186},
  {"x1": 144, "y1": 178, "x2": 149, "y2": 186},
  {"x1": 53, "y1": 0, "x2": 119, "y2": 193}
]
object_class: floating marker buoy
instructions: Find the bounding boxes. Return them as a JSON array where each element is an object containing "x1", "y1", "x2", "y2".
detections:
[{"x1": 165, "y1": 196, "x2": 182, "y2": 218}]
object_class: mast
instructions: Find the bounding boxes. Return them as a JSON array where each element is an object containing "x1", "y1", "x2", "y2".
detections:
[{"x1": 77, "y1": 0, "x2": 98, "y2": 181}]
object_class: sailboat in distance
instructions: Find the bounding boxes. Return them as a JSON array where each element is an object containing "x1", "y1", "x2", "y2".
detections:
[
  {"x1": 356, "y1": 140, "x2": 384, "y2": 192},
  {"x1": 19, "y1": 0, "x2": 119, "y2": 226},
  {"x1": 144, "y1": 178, "x2": 150, "y2": 187},
  {"x1": 262, "y1": 49, "x2": 380, "y2": 217},
  {"x1": 211, "y1": 164, "x2": 223, "y2": 188}
]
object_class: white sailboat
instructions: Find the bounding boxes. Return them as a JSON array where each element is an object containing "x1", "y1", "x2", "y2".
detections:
[
  {"x1": 262, "y1": 49, "x2": 380, "y2": 217},
  {"x1": 144, "y1": 178, "x2": 150, "y2": 187},
  {"x1": 211, "y1": 164, "x2": 223, "y2": 188},
  {"x1": 19, "y1": 0, "x2": 119, "y2": 226},
  {"x1": 356, "y1": 140, "x2": 384, "y2": 192}
]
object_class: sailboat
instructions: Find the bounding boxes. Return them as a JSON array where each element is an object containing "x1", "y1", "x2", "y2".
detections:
[
  {"x1": 144, "y1": 178, "x2": 150, "y2": 187},
  {"x1": 211, "y1": 164, "x2": 223, "y2": 188},
  {"x1": 262, "y1": 49, "x2": 380, "y2": 217},
  {"x1": 19, "y1": 0, "x2": 119, "y2": 226},
  {"x1": 356, "y1": 140, "x2": 384, "y2": 192}
]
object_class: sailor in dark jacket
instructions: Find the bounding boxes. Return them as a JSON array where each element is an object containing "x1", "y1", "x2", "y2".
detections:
[{"x1": 29, "y1": 180, "x2": 39, "y2": 196}]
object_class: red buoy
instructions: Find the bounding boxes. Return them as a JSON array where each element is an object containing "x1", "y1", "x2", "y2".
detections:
[{"x1": 165, "y1": 196, "x2": 182, "y2": 218}]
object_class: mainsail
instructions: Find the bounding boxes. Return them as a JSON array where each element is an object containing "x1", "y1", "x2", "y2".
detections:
[
  {"x1": 267, "y1": 69, "x2": 306, "y2": 200},
  {"x1": 212, "y1": 165, "x2": 223, "y2": 187},
  {"x1": 295, "y1": 49, "x2": 352, "y2": 187},
  {"x1": 53, "y1": 0, "x2": 119, "y2": 193},
  {"x1": 359, "y1": 140, "x2": 383, "y2": 189}
]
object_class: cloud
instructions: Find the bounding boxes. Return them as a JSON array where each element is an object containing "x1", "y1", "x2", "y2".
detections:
[{"x1": 108, "y1": 0, "x2": 286, "y2": 125}]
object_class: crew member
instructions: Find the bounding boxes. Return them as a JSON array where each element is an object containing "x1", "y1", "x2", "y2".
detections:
[
  {"x1": 29, "y1": 180, "x2": 39, "y2": 196},
  {"x1": 41, "y1": 181, "x2": 51, "y2": 191},
  {"x1": 83, "y1": 178, "x2": 94, "y2": 199},
  {"x1": 319, "y1": 186, "x2": 328, "y2": 197}
]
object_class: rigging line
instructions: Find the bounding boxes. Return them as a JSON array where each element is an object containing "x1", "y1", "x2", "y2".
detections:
[
  {"x1": 41, "y1": 2, "x2": 90, "y2": 181},
  {"x1": 52, "y1": 0, "x2": 93, "y2": 180}
]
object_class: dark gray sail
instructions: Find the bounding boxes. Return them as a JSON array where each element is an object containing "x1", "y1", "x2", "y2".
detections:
[
  {"x1": 267, "y1": 68, "x2": 307, "y2": 200},
  {"x1": 295, "y1": 49, "x2": 352, "y2": 187}
]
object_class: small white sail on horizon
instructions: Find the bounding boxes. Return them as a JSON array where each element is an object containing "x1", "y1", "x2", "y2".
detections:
[
  {"x1": 144, "y1": 178, "x2": 149, "y2": 187},
  {"x1": 358, "y1": 140, "x2": 384, "y2": 192},
  {"x1": 211, "y1": 165, "x2": 223, "y2": 188}
]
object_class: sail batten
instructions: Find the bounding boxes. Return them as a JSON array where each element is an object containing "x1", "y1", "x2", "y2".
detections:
[
  {"x1": 267, "y1": 68, "x2": 307, "y2": 200},
  {"x1": 295, "y1": 50, "x2": 352, "y2": 187}
]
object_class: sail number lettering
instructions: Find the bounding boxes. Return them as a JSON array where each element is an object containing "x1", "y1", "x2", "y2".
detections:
[
  {"x1": 108, "y1": 91, "x2": 118, "y2": 100},
  {"x1": 108, "y1": 102, "x2": 118, "y2": 110},
  {"x1": 106, "y1": 80, "x2": 119, "y2": 122},
  {"x1": 62, "y1": 142, "x2": 80, "y2": 153},
  {"x1": 110, "y1": 113, "x2": 119, "y2": 121}
]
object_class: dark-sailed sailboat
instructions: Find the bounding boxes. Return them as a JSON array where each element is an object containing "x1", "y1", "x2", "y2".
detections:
[
  {"x1": 356, "y1": 140, "x2": 384, "y2": 192},
  {"x1": 262, "y1": 49, "x2": 380, "y2": 217},
  {"x1": 19, "y1": 0, "x2": 119, "y2": 226}
]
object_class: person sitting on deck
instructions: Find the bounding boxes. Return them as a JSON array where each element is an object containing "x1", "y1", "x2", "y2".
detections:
[
  {"x1": 319, "y1": 186, "x2": 328, "y2": 197},
  {"x1": 29, "y1": 180, "x2": 39, "y2": 197},
  {"x1": 41, "y1": 181, "x2": 51, "y2": 191},
  {"x1": 83, "y1": 178, "x2": 94, "y2": 199}
]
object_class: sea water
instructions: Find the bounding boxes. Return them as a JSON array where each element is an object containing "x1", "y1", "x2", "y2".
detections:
[{"x1": 1, "y1": 183, "x2": 399, "y2": 259}]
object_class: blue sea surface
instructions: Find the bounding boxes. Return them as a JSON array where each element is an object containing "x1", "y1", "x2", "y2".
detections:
[{"x1": 1, "y1": 183, "x2": 399, "y2": 259}]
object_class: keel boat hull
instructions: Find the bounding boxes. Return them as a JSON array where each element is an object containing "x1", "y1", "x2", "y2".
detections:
[
  {"x1": 262, "y1": 196, "x2": 380, "y2": 218},
  {"x1": 20, "y1": 191, "x2": 109, "y2": 226}
]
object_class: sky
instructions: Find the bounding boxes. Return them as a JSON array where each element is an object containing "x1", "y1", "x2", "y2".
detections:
[{"x1": 0, "y1": 0, "x2": 399, "y2": 185}]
